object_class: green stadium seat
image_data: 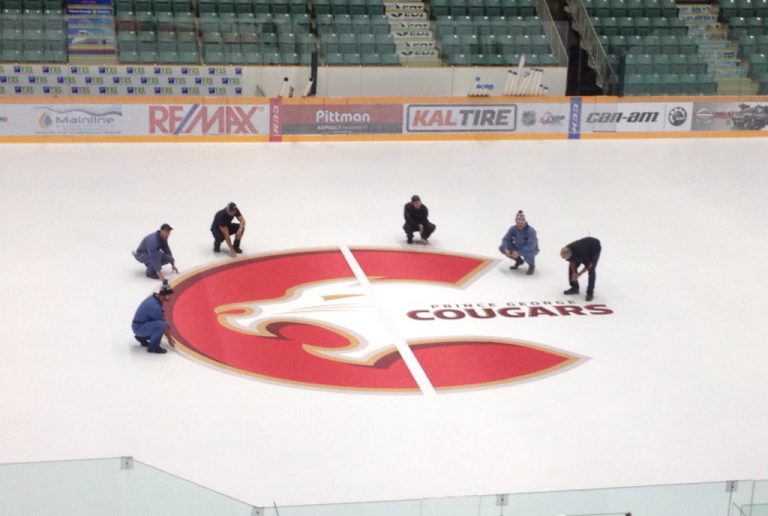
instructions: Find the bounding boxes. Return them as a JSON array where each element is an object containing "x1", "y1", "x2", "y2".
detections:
[
  {"x1": 623, "y1": 72, "x2": 644, "y2": 95},
  {"x1": 381, "y1": 52, "x2": 399, "y2": 65},
  {"x1": 669, "y1": 53, "x2": 686, "y2": 73},
  {"x1": 650, "y1": 16, "x2": 668, "y2": 33},
  {"x1": 343, "y1": 52, "x2": 361, "y2": 64},
  {"x1": 659, "y1": 72, "x2": 681, "y2": 94},
  {"x1": 609, "y1": 0, "x2": 626, "y2": 15},
  {"x1": 632, "y1": 16, "x2": 651, "y2": 34},
  {"x1": 687, "y1": 54, "x2": 707, "y2": 73},
  {"x1": 617, "y1": 16, "x2": 634, "y2": 34},
  {"x1": 643, "y1": 0, "x2": 661, "y2": 16},
  {"x1": 625, "y1": 52, "x2": 652, "y2": 73},
  {"x1": 749, "y1": 52, "x2": 768, "y2": 74},
  {"x1": 324, "y1": 53, "x2": 344, "y2": 66},
  {"x1": 651, "y1": 53, "x2": 670, "y2": 73},
  {"x1": 659, "y1": 0, "x2": 676, "y2": 16}
]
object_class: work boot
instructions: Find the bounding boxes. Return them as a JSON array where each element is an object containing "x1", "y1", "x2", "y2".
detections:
[
  {"x1": 510, "y1": 257, "x2": 524, "y2": 270},
  {"x1": 586, "y1": 293, "x2": 594, "y2": 301},
  {"x1": 147, "y1": 347, "x2": 167, "y2": 354},
  {"x1": 407, "y1": 235, "x2": 413, "y2": 244},
  {"x1": 233, "y1": 239, "x2": 243, "y2": 254},
  {"x1": 563, "y1": 287, "x2": 579, "y2": 295},
  {"x1": 213, "y1": 243, "x2": 221, "y2": 253},
  {"x1": 134, "y1": 336, "x2": 149, "y2": 347},
  {"x1": 526, "y1": 265, "x2": 535, "y2": 275}
]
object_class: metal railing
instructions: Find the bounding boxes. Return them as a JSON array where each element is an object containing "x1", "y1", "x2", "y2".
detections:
[
  {"x1": 535, "y1": 0, "x2": 570, "y2": 66},
  {"x1": 567, "y1": 0, "x2": 617, "y2": 92}
]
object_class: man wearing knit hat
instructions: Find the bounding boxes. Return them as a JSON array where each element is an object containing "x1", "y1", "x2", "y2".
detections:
[{"x1": 499, "y1": 210, "x2": 539, "y2": 275}]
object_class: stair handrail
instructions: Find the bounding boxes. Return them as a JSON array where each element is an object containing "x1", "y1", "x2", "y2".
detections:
[
  {"x1": 566, "y1": 0, "x2": 617, "y2": 92},
  {"x1": 535, "y1": 0, "x2": 569, "y2": 66}
]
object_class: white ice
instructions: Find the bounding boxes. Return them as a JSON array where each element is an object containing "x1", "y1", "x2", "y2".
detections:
[{"x1": 0, "y1": 138, "x2": 767, "y2": 507}]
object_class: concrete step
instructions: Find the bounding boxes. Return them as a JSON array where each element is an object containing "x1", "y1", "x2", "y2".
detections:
[
  {"x1": 397, "y1": 48, "x2": 440, "y2": 58},
  {"x1": 386, "y1": 9, "x2": 428, "y2": 19},
  {"x1": 384, "y1": 0, "x2": 426, "y2": 10},
  {"x1": 716, "y1": 76, "x2": 758, "y2": 94},
  {"x1": 396, "y1": 40, "x2": 437, "y2": 49},
  {"x1": 388, "y1": 20, "x2": 431, "y2": 29},
  {"x1": 679, "y1": 13, "x2": 718, "y2": 22},
  {"x1": 391, "y1": 28, "x2": 435, "y2": 40},
  {"x1": 700, "y1": 49, "x2": 739, "y2": 59},
  {"x1": 678, "y1": 4, "x2": 717, "y2": 14},
  {"x1": 709, "y1": 66, "x2": 749, "y2": 77}
]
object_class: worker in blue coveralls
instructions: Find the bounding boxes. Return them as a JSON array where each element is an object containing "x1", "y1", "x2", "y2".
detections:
[
  {"x1": 133, "y1": 223, "x2": 179, "y2": 280},
  {"x1": 132, "y1": 281, "x2": 174, "y2": 354},
  {"x1": 499, "y1": 210, "x2": 539, "y2": 275}
]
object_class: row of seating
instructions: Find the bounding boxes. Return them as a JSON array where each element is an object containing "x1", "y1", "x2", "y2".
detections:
[
  {"x1": 205, "y1": 31, "x2": 314, "y2": 52},
  {"x1": 206, "y1": 0, "x2": 308, "y2": 15},
  {"x1": 446, "y1": 51, "x2": 556, "y2": 65},
  {"x1": 591, "y1": 16, "x2": 688, "y2": 36},
  {"x1": 0, "y1": 37, "x2": 66, "y2": 61},
  {"x1": 749, "y1": 52, "x2": 768, "y2": 74},
  {"x1": 622, "y1": 72, "x2": 717, "y2": 94},
  {"x1": 583, "y1": 0, "x2": 678, "y2": 18},
  {"x1": 324, "y1": 51, "x2": 398, "y2": 64},
  {"x1": 599, "y1": 34, "x2": 699, "y2": 54},
  {"x1": 441, "y1": 33, "x2": 550, "y2": 54},
  {"x1": 316, "y1": 13, "x2": 392, "y2": 34},
  {"x1": 115, "y1": 0, "x2": 192, "y2": 14},
  {"x1": 1, "y1": 13, "x2": 66, "y2": 31},
  {"x1": 0, "y1": 0, "x2": 62, "y2": 11},
  {"x1": 622, "y1": 53, "x2": 709, "y2": 74},
  {"x1": 728, "y1": 16, "x2": 768, "y2": 36},
  {"x1": 758, "y1": 72, "x2": 768, "y2": 92},
  {"x1": 719, "y1": 0, "x2": 768, "y2": 20},
  {"x1": 429, "y1": 0, "x2": 536, "y2": 18},
  {"x1": 206, "y1": 45, "x2": 309, "y2": 61},
  {"x1": 311, "y1": 0, "x2": 386, "y2": 16},
  {"x1": 319, "y1": 32, "x2": 395, "y2": 53},
  {"x1": 738, "y1": 33, "x2": 768, "y2": 56},
  {"x1": 435, "y1": 15, "x2": 545, "y2": 36}
]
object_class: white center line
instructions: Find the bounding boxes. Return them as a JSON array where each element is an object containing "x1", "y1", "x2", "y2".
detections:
[{"x1": 339, "y1": 245, "x2": 435, "y2": 396}]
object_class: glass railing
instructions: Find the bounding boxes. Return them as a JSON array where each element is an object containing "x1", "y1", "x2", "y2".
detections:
[
  {"x1": 1, "y1": 457, "x2": 767, "y2": 516},
  {"x1": 0, "y1": 457, "x2": 255, "y2": 516}
]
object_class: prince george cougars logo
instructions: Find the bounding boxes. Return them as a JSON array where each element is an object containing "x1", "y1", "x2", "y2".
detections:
[{"x1": 168, "y1": 248, "x2": 588, "y2": 392}]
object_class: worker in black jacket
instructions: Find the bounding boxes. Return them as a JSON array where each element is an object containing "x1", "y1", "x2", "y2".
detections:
[
  {"x1": 403, "y1": 195, "x2": 436, "y2": 244},
  {"x1": 561, "y1": 237, "x2": 601, "y2": 301}
]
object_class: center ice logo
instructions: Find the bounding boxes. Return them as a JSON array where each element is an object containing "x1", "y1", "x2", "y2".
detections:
[
  {"x1": 217, "y1": 280, "x2": 395, "y2": 366},
  {"x1": 168, "y1": 248, "x2": 583, "y2": 392}
]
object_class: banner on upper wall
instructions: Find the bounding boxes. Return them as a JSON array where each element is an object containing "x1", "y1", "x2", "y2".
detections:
[
  {"x1": 279, "y1": 103, "x2": 404, "y2": 135},
  {"x1": 578, "y1": 102, "x2": 693, "y2": 134},
  {"x1": 0, "y1": 102, "x2": 269, "y2": 136},
  {"x1": 3, "y1": 96, "x2": 768, "y2": 140},
  {"x1": 691, "y1": 101, "x2": 768, "y2": 132}
]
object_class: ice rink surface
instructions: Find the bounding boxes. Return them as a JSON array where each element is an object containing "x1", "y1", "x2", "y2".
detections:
[{"x1": 0, "y1": 138, "x2": 767, "y2": 507}]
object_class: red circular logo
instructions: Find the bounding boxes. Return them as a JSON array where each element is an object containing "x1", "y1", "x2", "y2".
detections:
[{"x1": 168, "y1": 248, "x2": 583, "y2": 392}]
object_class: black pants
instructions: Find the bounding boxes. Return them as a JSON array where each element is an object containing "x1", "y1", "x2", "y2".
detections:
[
  {"x1": 569, "y1": 248, "x2": 601, "y2": 295},
  {"x1": 212, "y1": 223, "x2": 242, "y2": 248},
  {"x1": 403, "y1": 221, "x2": 436, "y2": 240}
]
